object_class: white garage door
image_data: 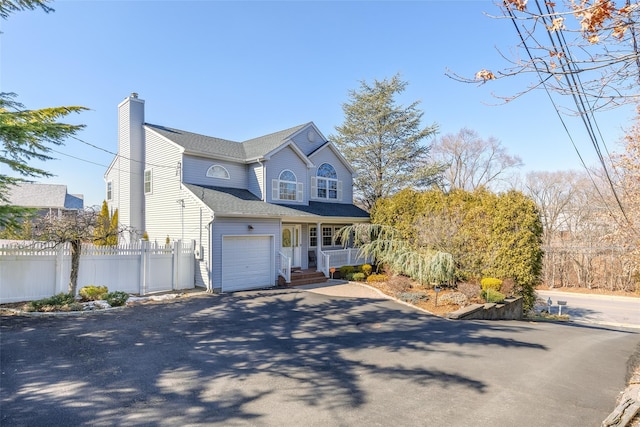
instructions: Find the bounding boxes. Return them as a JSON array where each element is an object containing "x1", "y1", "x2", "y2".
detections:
[{"x1": 222, "y1": 235, "x2": 274, "y2": 292}]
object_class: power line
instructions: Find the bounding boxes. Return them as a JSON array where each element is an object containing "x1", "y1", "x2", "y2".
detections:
[
  {"x1": 68, "y1": 135, "x2": 178, "y2": 170},
  {"x1": 505, "y1": 1, "x2": 631, "y2": 227}
]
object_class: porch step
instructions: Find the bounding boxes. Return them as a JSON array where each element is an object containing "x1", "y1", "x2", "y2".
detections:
[{"x1": 284, "y1": 269, "x2": 328, "y2": 287}]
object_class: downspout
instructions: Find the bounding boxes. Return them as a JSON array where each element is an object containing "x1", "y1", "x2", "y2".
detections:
[{"x1": 207, "y1": 213, "x2": 215, "y2": 293}]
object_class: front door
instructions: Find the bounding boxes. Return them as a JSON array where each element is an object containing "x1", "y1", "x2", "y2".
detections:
[{"x1": 282, "y1": 225, "x2": 301, "y2": 267}]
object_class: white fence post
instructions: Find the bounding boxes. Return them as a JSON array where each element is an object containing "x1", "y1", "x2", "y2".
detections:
[
  {"x1": 172, "y1": 240, "x2": 180, "y2": 290},
  {"x1": 55, "y1": 244, "x2": 65, "y2": 294},
  {"x1": 140, "y1": 240, "x2": 150, "y2": 295}
]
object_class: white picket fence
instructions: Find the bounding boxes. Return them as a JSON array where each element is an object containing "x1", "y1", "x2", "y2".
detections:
[{"x1": 0, "y1": 240, "x2": 195, "y2": 303}]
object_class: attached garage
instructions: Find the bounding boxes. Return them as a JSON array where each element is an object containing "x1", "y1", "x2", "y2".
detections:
[{"x1": 221, "y1": 235, "x2": 275, "y2": 292}]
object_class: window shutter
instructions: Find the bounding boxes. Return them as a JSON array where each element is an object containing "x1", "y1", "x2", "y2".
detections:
[
  {"x1": 337, "y1": 180, "x2": 343, "y2": 201},
  {"x1": 311, "y1": 176, "x2": 317, "y2": 199},
  {"x1": 272, "y1": 179, "x2": 279, "y2": 200},
  {"x1": 296, "y1": 182, "x2": 303, "y2": 202}
]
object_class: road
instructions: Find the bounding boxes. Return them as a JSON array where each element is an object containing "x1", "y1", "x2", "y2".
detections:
[
  {"x1": 537, "y1": 290, "x2": 640, "y2": 328},
  {"x1": 1, "y1": 289, "x2": 639, "y2": 426}
]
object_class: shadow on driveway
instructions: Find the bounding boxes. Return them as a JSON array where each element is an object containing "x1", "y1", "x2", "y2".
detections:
[{"x1": 0, "y1": 288, "x2": 569, "y2": 426}]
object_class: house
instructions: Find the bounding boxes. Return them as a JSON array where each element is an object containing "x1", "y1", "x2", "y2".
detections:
[
  {"x1": 6, "y1": 182, "x2": 84, "y2": 217},
  {"x1": 105, "y1": 93, "x2": 369, "y2": 293}
]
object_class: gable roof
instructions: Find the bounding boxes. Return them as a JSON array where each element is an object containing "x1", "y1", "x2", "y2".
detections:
[
  {"x1": 6, "y1": 183, "x2": 84, "y2": 210},
  {"x1": 184, "y1": 184, "x2": 369, "y2": 220},
  {"x1": 145, "y1": 124, "x2": 245, "y2": 160},
  {"x1": 146, "y1": 122, "x2": 312, "y2": 163},
  {"x1": 242, "y1": 123, "x2": 309, "y2": 160}
]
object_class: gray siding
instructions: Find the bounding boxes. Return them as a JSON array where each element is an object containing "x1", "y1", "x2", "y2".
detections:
[
  {"x1": 182, "y1": 155, "x2": 248, "y2": 189},
  {"x1": 142, "y1": 131, "x2": 212, "y2": 288},
  {"x1": 143, "y1": 129, "x2": 184, "y2": 244},
  {"x1": 290, "y1": 125, "x2": 326, "y2": 156},
  {"x1": 265, "y1": 146, "x2": 309, "y2": 204},
  {"x1": 248, "y1": 162, "x2": 264, "y2": 199},
  {"x1": 309, "y1": 146, "x2": 354, "y2": 204},
  {"x1": 210, "y1": 217, "x2": 280, "y2": 290}
]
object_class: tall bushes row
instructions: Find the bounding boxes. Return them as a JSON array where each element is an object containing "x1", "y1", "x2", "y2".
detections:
[{"x1": 372, "y1": 188, "x2": 543, "y2": 310}]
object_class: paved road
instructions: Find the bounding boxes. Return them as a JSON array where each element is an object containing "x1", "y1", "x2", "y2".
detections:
[
  {"x1": 1, "y1": 289, "x2": 638, "y2": 426},
  {"x1": 537, "y1": 290, "x2": 640, "y2": 328}
]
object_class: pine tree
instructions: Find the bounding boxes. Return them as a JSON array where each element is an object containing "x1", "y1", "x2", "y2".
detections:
[{"x1": 331, "y1": 74, "x2": 440, "y2": 210}]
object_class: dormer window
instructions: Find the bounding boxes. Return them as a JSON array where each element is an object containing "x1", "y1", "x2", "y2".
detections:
[
  {"x1": 272, "y1": 169, "x2": 303, "y2": 202},
  {"x1": 312, "y1": 163, "x2": 342, "y2": 200},
  {"x1": 206, "y1": 164, "x2": 230, "y2": 179}
]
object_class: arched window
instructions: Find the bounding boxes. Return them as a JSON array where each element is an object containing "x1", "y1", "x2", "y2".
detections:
[
  {"x1": 316, "y1": 163, "x2": 338, "y2": 199},
  {"x1": 206, "y1": 164, "x2": 230, "y2": 179},
  {"x1": 278, "y1": 170, "x2": 297, "y2": 201}
]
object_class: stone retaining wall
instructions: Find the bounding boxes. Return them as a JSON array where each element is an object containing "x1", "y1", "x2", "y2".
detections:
[{"x1": 447, "y1": 297, "x2": 523, "y2": 320}]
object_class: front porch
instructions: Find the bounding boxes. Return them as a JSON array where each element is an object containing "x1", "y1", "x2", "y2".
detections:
[{"x1": 278, "y1": 248, "x2": 372, "y2": 285}]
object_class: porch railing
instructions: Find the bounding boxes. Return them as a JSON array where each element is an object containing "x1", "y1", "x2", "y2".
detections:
[
  {"x1": 278, "y1": 251, "x2": 292, "y2": 284},
  {"x1": 319, "y1": 248, "x2": 372, "y2": 277}
]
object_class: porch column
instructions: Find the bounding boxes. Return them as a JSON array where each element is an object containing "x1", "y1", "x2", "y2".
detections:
[{"x1": 316, "y1": 221, "x2": 322, "y2": 273}]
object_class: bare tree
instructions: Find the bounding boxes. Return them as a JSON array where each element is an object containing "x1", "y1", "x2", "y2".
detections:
[
  {"x1": 448, "y1": 1, "x2": 640, "y2": 111},
  {"x1": 524, "y1": 170, "x2": 584, "y2": 246},
  {"x1": 431, "y1": 128, "x2": 523, "y2": 192},
  {"x1": 28, "y1": 207, "x2": 125, "y2": 295}
]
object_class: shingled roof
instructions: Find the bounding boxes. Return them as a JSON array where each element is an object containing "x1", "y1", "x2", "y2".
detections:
[
  {"x1": 184, "y1": 184, "x2": 369, "y2": 220},
  {"x1": 146, "y1": 122, "x2": 310, "y2": 162},
  {"x1": 6, "y1": 183, "x2": 84, "y2": 209}
]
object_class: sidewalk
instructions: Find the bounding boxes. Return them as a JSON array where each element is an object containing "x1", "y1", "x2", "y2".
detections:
[{"x1": 297, "y1": 279, "x2": 390, "y2": 299}]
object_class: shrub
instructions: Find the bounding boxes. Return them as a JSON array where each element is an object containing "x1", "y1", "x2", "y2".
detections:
[
  {"x1": 457, "y1": 282, "x2": 481, "y2": 300},
  {"x1": 79, "y1": 285, "x2": 109, "y2": 301},
  {"x1": 437, "y1": 292, "x2": 468, "y2": 306},
  {"x1": 481, "y1": 277, "x2": 503, "y2": 292},
  {"x1": 340, "y1": 266, "x2": 356, "y2": 277},
  {"x1": 386, "y1": 274, "x2": 412, "y2": 293},
  {"x1": 352, "y1": 272, "x2": 366, "y2": 282},
  {"x1": 27, "y1": 293, "x2": 77, "y2": 312},
  {"x1": 367, "y1": 274, "x2": 388, "y2": 283},
  {"x1": 361, "y1": 264, "x2": 373, "y2": 276},
  {"x1": 481, "y1": 288, "x2": 506, "y2": 303},
  {"x1": 105, "y1": 291, "x2": 129, "y2": 307},
  {"x1": 397, "y1": 292, "x2": 429, "y2": 304}
]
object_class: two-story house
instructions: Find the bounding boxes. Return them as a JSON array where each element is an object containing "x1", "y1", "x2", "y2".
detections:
[{"x1": 105, "y1": 94, "x2": 369, "y2": 293}]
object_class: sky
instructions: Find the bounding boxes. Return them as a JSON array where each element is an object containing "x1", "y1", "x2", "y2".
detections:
[{"x1": 1, "y1": 0, "x2": 636, "y2": 208}]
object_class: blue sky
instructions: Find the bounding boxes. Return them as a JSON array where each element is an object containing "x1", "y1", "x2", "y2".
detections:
[{"x1": 1, "y1": 0, "x2": 635, "y2": 207}]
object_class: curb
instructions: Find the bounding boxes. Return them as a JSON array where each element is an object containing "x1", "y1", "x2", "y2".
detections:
[{"x1": 602, "y1": 384, "x2": 640, "y2": 427}]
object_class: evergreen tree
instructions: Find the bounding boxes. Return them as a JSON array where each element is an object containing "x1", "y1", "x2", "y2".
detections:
[
  {"x1": 0, "y1": 94, "x2": 87, "y2": 227},
  {"x1": 94, "y1": 201, "x2": 119, "y2": 246},
  {"x1": 331, "y1": 74, "x2": 440, "y2": 210}
]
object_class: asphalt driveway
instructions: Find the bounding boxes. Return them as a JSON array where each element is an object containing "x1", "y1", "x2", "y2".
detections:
[{"x1": 1, "y1": 288, "x2": 638, "y2": 426}]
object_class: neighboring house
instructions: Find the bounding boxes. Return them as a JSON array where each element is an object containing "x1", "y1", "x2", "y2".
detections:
[
  {"x1": 105, "y1": 93, "x2": 369, "y2": 292},
  {"x1": 6, "y1": 182, "x2": 84, "y2": 217}
]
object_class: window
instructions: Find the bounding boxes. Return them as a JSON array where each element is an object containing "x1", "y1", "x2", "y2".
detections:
[
  {"x1": 144, "y1": 169, "x2": 152, "y2": 194},
  {"x1": 272, "y1": 170, "x2": 303, "y2": 202},
  {"x1": 106, "y1": 181, "x2": 112, "y2": 201},
  {"x1": 314, "y1": 163, "x2": 341, "y2": 200},
  {"x1": 279, "y1": 170, "x2": 297, "y2": 200},
  {"x1": 322, "y1": 227, "x2": 334, "y2": 246},
  {"x1": 311, "y1": 226, "x2": 345, "y2": 248},
  {"x1": 309, "y1": 227, "x2": 317, "y2": 248},
  {"x1": 206, "y1": 164, "x2": 230, "y2": 179}
]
